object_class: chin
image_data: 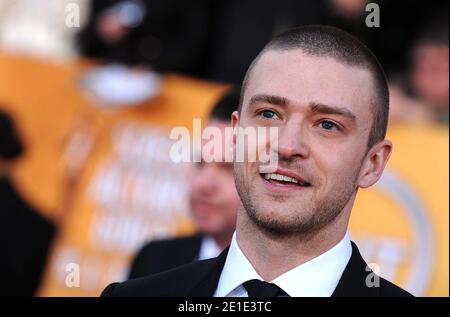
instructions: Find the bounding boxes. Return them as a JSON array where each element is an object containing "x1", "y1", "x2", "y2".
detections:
[
  {"x1": 248, "y1": 206, "x2": 316, "y2": 233},
  {"x1": 251, "y1": 218, "x2": 301, "y2": 235},
  {"x1": 255, "y1": 201, "x2": 307, "y2": 219},
  {"x1": 197, "y1": 223, "x2": 219, "y2": 235}
]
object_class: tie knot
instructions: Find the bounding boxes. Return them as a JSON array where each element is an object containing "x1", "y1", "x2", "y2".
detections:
[{"x1": 243, "y1": 279, "x2": 289, "y2": 297}]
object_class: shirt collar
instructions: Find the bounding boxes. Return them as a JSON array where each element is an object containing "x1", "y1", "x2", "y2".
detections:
[
  {"x1": 198, "y1": 236, "x2": 222, "y2": 261},
  {"x1": 215, "y1": 231, "x2": 352, "y2": 297}
]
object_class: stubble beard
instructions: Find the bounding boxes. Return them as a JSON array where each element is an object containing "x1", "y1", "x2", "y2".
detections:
[{"x1": 234, "y1": 162, "x2": 361, "y2": 237}]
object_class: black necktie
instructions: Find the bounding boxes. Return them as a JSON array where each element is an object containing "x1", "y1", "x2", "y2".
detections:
[{"x1": 243, "y1": 279, "x2": 290, "y2": 297}]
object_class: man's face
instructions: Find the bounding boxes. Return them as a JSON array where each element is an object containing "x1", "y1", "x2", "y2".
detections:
[
  {"x1": 233, "y1": 49, "x2": 377, "y2": 234},
  {"x1": 411, "y1": 44, "x2": 449, "y2": 109},
  {"x1": 190, "y1": 120, "x2": 240, "y2": 236}
]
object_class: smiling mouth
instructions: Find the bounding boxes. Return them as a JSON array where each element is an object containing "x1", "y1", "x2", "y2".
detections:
[{"x1": 260, "y1": 172, "x2": 311, "y2": 188}]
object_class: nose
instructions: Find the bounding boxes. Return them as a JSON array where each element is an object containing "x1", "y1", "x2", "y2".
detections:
[
  {"x1": 276, "y1": 120, "x2": 310, "y2": 160},
  {"x1": 191, "y1": 164, "x2": 218, "y2": 195}
]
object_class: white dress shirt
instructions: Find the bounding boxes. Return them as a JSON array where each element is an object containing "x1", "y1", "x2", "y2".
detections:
[
  {"x1": 197, "y1": 236, "x2": 222, "y2": 261},
  {"x1": 214, "y1": 231, "x2": 352, "y2": 297}
]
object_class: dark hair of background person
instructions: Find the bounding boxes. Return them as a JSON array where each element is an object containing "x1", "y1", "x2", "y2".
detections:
[
  {"x1": 414, "y1": 9, "x2": 449, "y2": 47},
  {"x1": 209, "y1": 87, "x2": 241, "y2": 122},
  {"x1": 0, "y1": 110, "x2": 24, "y2": 161}
]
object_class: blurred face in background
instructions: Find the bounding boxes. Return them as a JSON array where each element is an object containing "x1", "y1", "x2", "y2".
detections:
[
  {"x1": 411, "y1": 43, "x2": 449, "y2": 110},
  {"x1": 189, "y1": 120, "x2": 240, "y2": 238}
]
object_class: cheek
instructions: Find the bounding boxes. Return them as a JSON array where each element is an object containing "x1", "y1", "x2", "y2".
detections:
[
  {"x1": 189, "y1": 168, "x2": 206, "y2": 188},
  {"x1": 313, "y1": 145, "x2": 364, "y2": 187},
  {"x1": 226, "y1": 186, "x2": 241, "y2": 211},
  {"x1": 189, "y1": 177, "x2": 197, "y2": 191},
  {"x1": 220, "y1": 176, "x2": 239, "y2": 202},
  {"x1": 234, "y1": 162, "x2": 251, "y2": 186},
  {"x1": 189, "y1": 177, "x2": 203, "y2": 198}
]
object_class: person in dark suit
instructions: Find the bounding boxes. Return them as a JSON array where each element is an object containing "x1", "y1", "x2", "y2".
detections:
[
  {"x1": 127, "y1": 88, "x2": 242, "y2": 279},
  {"x1": 102, "y1": 25, "x2": 413, "y2": 297}
]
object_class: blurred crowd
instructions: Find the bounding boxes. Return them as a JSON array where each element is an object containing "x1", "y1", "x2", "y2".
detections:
[
  {"x1": 0, "y1": 0, "x2": 448, "y2": 122},
  {"x1": 0, "y1": 0, "x2": 448, "y2": 297}
]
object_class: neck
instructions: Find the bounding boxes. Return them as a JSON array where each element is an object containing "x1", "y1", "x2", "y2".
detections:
[
  {"x1": 210, "y1": 230, "x2": 234, "y2": 250},
  {"x1": 235, "y1": 205, "x2": 351, "y2": 281}
]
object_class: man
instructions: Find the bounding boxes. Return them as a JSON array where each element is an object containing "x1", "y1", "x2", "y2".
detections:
[
  {"x1": 0, "y1": 110, "x2": 56, "y2": 296},
  {"x1": 409, "y1": 12, "x2": 449, "y2": 123},
  {"x1": 102, "y1": 25, "x2": 412, "y2": 297},
  {"x1": 127, "y1": 89, "x2": 241, "y2": 278}
]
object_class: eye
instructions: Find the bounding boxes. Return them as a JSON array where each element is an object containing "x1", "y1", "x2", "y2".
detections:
[
  {"x1": 319, "y1": 120, "x2": 338, "y2": 131},
  {"x1": 195, "y1": 161, "x2": 204, "y2": 169},
  {"x1": 259, "y1": 110, "x2": 279, "y2": 119}
]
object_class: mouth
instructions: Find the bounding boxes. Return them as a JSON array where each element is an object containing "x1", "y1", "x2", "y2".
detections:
[
  {"x1": 193, "y1": 199, "x2": 219, "y2": 210},
  {"x1": 259, "y1": 170, "x2": 311, "y2": 191}
]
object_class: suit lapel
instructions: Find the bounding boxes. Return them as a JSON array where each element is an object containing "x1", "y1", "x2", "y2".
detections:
[
  {"x1": 187, "y1": 247, "x2": 229, "y2": 296},
  {"x1": 189, "y1": 234, "x2": 204, "y2": 261},
  {"x1": 332, "y1": 242, "x2": 380, "y2": 297}
]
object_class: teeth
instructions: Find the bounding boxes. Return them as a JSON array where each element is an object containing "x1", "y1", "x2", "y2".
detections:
[{"x1": 263, "y1": 173, "x2": 302, "y2": 184}]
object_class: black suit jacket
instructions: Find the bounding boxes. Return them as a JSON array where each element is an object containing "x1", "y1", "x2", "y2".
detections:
[
  {"x1": 0, "y1": 177, "x2": 56, "y2": 296},
  {"x1": 102, "y1": 241, "x2": 413, "y2": 297},
  {"x1": 128, "y1": 235, "x2": 203, "y2": 279}
]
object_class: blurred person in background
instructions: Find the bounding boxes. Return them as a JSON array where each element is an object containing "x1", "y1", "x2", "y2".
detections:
[
  {"x1": 77, "y1": 0, "x2": 210, "y2": 76},
  {"x1": 76, "y1": 0, "x2": 448, "y2": 87},
  {"x1": 205, "y1": 0, "x2": 446, "y2": 84},
  {"x1": 0, "y1": 109, "x2": 56, "y2": 296},
  {"x1": 409, "y1": 12, "x2": 449, "y2": 123},
  {"x1": 127, "y1": 88, "x2": 241, "y2": 279},
  {"x1": 386, "y1": 81, "x2": 435, "y2": 124},
  {"x1": 0, "y1": 0, "x2": 88, "y2": 60},
  {"x1": 385, "y1": 6, "x2": 449, "y2": 125}
]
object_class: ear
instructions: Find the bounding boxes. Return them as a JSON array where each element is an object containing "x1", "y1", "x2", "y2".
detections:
[
  {"x1": 231, "y1": 111, "x2": 240, "y2": 146},
  {"x1": 357, "y1": 139, "x2": 393, "y2": 188}
]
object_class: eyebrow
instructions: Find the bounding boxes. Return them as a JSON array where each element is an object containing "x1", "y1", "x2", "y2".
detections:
[
  {"x1": 248, "y1": 94, "x2": 357, "y2": 122},
  {"x1": 249, "y1": 94, "x2": 289, "y2": 107},
  {"x1": 309, "y1": 102, "x2": 357, "y2": 122}
]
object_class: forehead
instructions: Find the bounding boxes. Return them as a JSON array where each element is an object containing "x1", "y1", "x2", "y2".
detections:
[{"x1": 243, "y1": 49, "x2": 375, "y2": 122}]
